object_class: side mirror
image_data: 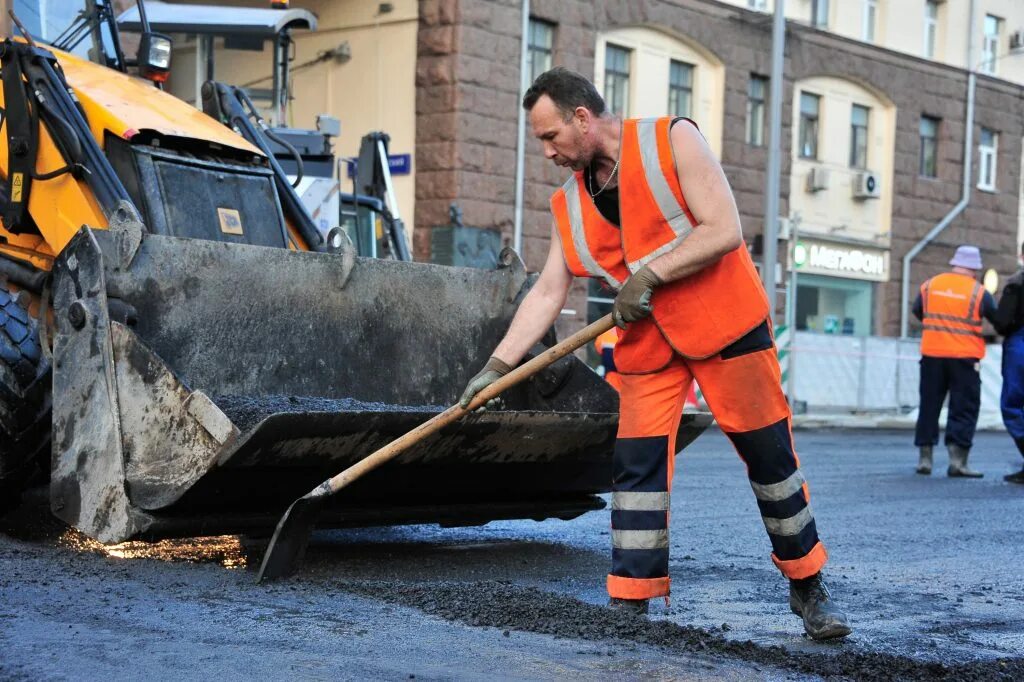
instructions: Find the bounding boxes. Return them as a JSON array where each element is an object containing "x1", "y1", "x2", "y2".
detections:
[{"x1": 138, "y1": 32, "x2": 172, "y2": 83}]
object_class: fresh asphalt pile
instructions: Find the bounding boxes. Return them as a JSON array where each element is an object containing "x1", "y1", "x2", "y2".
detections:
[
  {"x1": 214, "y1": 394, "x2": 445, "y2": 432},
  {"x1": 341, "y1": 579, "x2": 1023, "y2": 681}
]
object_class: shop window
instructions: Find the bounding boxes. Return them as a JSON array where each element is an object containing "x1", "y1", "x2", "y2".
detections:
[
  {"x1": 527, "y1": 19, "x2": 555, "y2": 84},
  {"x1": 799, "y1": 92, "x2": 821, "y2": 159},
  {"x1": 919, "y1": 115, "x2": 939, "y2": 177},
  {"x1": 747, "y1": 75, "x2": 767, "y2": 146},
  {"x1": 604, "y1": 44, "x2": 631, "y2": 116},
  {"x1": 923, "y1": 1, "x2": 939, "y2": 59},
  {"x1": 796, "y1": 274, "x2": 874, "y2": 336},
  {"x1": 978, "y1": 127, "x2": 998, "y2": 191},
  {"x1": 668, "y1": 60, "x2": 694, "y2": 118}
]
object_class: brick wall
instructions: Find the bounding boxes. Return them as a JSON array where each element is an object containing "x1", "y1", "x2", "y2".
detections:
[{"x1": 416, "y1": 0, "x2": 1024, "y2": 338}]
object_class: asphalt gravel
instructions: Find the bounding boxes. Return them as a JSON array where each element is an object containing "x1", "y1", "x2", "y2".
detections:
[{"x1": 2, "y1": 428, "x2": 1022, "y2": 680}]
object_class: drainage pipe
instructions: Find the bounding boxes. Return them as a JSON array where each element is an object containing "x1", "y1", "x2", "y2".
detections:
[{"x1": 900, "y1": 0, "x2": 977, "y2": 338}]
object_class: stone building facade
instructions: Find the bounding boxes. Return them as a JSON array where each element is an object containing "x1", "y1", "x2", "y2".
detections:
[{"x1": 416, "y1": 0, "x2": 1024, "y2": 338}]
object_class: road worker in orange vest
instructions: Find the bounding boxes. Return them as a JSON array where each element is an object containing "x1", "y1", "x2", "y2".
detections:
[
  {"x1": 594, "y1": 327, "x2": 622, "y2": 390},
  {"x1": 912, "y1": 245, "x2": 999, "y2": 477},
  {"x1": 459, "y1": 69, "x2": 850, "y2": 640}
]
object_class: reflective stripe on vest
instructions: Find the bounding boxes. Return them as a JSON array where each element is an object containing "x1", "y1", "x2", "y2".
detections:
[
  {"x1": 629, "y1": 118, "x2": 694, "y2": 272},
  {"x1": 561, "y1": 174, "x2": 624, "y2": 290}
]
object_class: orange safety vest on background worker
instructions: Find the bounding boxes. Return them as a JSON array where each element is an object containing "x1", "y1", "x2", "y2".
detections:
[
  {"x1": 594, "y1": 327, "x2": 621, "y2": 391},
  {"x1": 920, "y1": 272, "x2": 986, "y2": 359},
  {"x1": 549, "y1": 116, "x2": 825, "y2": 602}
]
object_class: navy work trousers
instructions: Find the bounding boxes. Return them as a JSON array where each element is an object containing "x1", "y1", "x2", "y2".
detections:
[
  {"x1": 1001, "y1": 330, "x2": 1024, "y2": 445},
  {"x1": 915, "y1": 355, "x2": 981, "y2": 449}
]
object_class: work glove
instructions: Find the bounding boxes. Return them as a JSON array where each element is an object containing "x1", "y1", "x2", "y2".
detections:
[
  {"x1": 459, "y1": 356, "x2": 512, "y2": 410},
  {"x1": 612, "y1": 265, "x2": 663, "y2": 329}
]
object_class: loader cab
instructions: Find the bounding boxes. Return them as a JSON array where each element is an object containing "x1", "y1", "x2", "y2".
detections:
[{"x1": 9, "y1": 0, "x2": 168, "y2": 80}]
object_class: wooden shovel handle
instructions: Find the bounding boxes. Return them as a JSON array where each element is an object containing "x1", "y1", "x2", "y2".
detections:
[{"x1": 321, "y1": 314, "x2": 616, "y2": 496}]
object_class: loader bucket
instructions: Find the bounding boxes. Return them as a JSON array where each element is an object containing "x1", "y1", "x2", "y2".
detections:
[{"x1": 50, "y1": 224, "x2": 711, "y2": 544}]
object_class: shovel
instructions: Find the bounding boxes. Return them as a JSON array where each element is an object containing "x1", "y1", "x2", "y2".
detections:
[{"x1": 256, "y1": 313, "x2": 616, "y2": 581}]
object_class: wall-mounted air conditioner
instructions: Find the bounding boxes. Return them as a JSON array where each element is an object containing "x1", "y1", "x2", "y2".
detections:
[
  {"x1": 806, "y1": 167, "x2": 830, "y2": 193},
  {"x1": 1010, "y1": 30, "x2": 1024, "y2": 53},
  {"x1": 853, "y1": 171, "x2": 881, "y2": 199}
]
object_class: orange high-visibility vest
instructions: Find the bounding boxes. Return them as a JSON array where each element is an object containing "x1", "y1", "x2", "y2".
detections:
[
  {"x1": 920, "y1": 272, "x2": 986, "y2": 359},
  {"x1": 550, "y1": 117, "x2": 768, "y2": 363}
]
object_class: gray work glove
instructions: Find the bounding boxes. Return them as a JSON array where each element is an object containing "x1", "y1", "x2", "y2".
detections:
[
  {"x1": 459, "y1": 356, "x2": 512, "y2": 409},
  {"x1": 612, "y1": 265, "x2": 663, "y2": 329}
]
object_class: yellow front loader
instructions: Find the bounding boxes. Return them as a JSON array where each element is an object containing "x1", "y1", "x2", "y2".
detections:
[{"x1": 0, "y1": 2, "x2": 707, "y2": 551}]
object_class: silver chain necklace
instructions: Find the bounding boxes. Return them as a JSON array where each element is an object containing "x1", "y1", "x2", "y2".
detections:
[{"x1": 588, "y1": 119, "x2": 622, "y2": 198}]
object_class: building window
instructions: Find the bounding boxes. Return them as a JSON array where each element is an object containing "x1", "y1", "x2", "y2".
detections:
[
  {"x1": 603, "y1": 44, "x2": 631, "y2": 117},
  {"x1": 923, "y1": 1, "x2": 938, "y2": 59},
  {"x1": 747, "y1": 75, "x2": 767, "y2": 146},
  {"x1": 850, "y1": 104, "x2": 870, "y2": 169},
  {"x1": 526, "y1": 19, "x2": 554, "y2": 85},
  {"x1": 799, "y1": 92, "x2": 821, "y2": 159},
  {"x1": 978, "y1": 127, "x2": 998, "y2": 191},
  {"x1": 668, "y1": 60, "x2": 694, "y2": 118},
  {"x1": 981, "y1": 15, "x2": 1002, "y2": 75},
  {"x1": 919, "y1": 115, "x2": 939, "y2": 178},
  {"x1": 812, "y1": 0, "x2": 829, "y2": 29},
  {"x1": 863, "y1": 0, "x2": 878, "y2": 43}
]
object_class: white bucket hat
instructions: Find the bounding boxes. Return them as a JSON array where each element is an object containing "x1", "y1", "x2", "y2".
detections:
[{"x1": 949, "y1": 245, "x2": 982, "y2": 270}]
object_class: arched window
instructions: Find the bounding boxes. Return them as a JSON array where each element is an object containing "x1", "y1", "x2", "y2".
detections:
[{"x1": 594, "y1": 27, "x2": 725, "y2": 156}]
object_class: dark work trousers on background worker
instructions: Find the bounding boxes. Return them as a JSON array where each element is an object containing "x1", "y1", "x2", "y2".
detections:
[{"x1": 915, "y1": 357, "x2": 981, "y2": 449}]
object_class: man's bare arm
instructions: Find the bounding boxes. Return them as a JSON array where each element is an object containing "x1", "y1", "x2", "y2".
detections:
[
  {"x1": 491, "y1": 223, "x2": 574, "y2": 366},
  {"x1": 645, "y1": 122, "x2": 744, "y2": 283}
]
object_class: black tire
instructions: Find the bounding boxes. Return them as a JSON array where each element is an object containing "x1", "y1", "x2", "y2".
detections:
[{"x1": 0, "y1": 286, "x2": 52, "y2": 514}]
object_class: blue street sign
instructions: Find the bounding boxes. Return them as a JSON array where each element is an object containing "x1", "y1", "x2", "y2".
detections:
[
  {"x1": 387, "y1": 154, "x2": 411, "y2": 175},
  {"x1": 345, "y1": 154, "x2": 412, "y2": 178}
]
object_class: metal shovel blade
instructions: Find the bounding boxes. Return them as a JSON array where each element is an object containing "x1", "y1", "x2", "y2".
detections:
[{"x1": 256, "y1": 492, "x2": 330, "y2": 582}]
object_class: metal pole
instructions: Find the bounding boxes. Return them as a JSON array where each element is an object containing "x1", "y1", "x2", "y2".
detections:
[
  {"x1": 786, "y1": 213, "x2": 800, "y2": 403},
  {"x1": 512, "y1": 0, "x2": 531, "y2": 255},
  {"x1": 899, "y1": 0, "x2": 977, "y2": 337},
  {"x1": 760, "y1": 0, "x2": 786, "y2": 324}
]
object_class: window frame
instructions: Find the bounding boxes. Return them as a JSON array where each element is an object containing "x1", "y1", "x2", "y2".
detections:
[
  {"x1": 923, "y1": 1, "x2": 938, "y2": 59},
  {"x1": 812, "y1": 0, "x2": 829, "y2": 29},
  {"x1": 919, "y1": 115, "x2": 940, "y2": 178},
  {"x1": 799, "y1": 92, "x2": 821, "y2": 160},
  {"x1": 746, "y1": 74, "x2": 767, "y2": 146},
  {"x1": 603, "y1": 43, "x2": 632, "y2": 117},
  {"x1": 526, "y1": 18, "x2": 555, "y2": 85},
  {"x1": 667, "y1": 59, "x2": 695, "y2": 118},
  {"x1": 863, "y1": 0, "x2": 878, "y2": 43},
  {"x1": 981, "y1": 15, "x2": 1001, "y2": 75},
  {"x1": 978, "y1": 127, "x2": 998, "y2": 192},
  {"x1": 849, "y1": 104, "x2": 870, "y2": 170}
]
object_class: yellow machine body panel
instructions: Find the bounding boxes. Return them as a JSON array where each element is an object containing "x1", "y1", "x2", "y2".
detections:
[{"x1": 0, "y1": 46, "x2": 262, "y2": 269}]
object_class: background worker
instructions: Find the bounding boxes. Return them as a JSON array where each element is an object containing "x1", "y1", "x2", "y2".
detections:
[
  {"x1": 912, "y1": 245, "x2": 999, "y2": 477},
  {"x1": 459, "y1": 68, "x2": 850, "y2": 641},
  {"x1": 594, "y1": 327, "x2": 621, "y2": 390},
  {"x1": 994, "y1": 242, "x2": 1024, "y2": 484}
]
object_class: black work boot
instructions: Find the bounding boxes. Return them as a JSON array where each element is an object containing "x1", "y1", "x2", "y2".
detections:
[
  {"x1": 947, "y1": 444, "x2": 983, "y2": 478},
  {"x1": 789, "y1": 573, "x2": 852, "y2": 641},
  {"x1": 916, "y1": 446, "x2": 933, "y2": 475},
  {"x1": 608, "y1": 597, "x2": 649, "y2": 615}
]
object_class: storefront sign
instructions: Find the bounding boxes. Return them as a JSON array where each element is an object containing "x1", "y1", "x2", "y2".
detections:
[{"x1": 792, "y1": 239, "x2": 889, "y2": 282}]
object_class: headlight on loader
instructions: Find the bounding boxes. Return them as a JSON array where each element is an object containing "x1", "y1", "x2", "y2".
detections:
[{"x1": 139, "y1": 32, "x2": 173, "y2": 83}]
